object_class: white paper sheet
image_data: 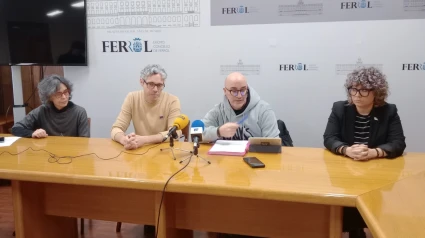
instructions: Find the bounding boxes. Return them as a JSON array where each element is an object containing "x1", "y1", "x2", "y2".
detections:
[
  {"x1": 209, "y1": 140, "x2": 249, "y2": 153},
  {"x1": 0, "y1": 137, "x2": 21, "y2": 147}
]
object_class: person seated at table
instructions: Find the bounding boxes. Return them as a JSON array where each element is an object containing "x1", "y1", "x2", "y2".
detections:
[
  {"x1": 111, "y1": 64, "x2": 181, "y2": 150},
  {"x1": 323, "y1": 66, "x2": 406, "y2": 238},
  {"x1": 11, "y1": 75, "x2": 89, "y2": 138},
  {"x1": 201, "y1": 72, "x2": 279, "y2": 142}
]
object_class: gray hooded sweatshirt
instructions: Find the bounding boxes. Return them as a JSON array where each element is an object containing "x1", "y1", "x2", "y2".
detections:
[{"x1": 201, "y1": 86, "x2": 280, "y2": 142}]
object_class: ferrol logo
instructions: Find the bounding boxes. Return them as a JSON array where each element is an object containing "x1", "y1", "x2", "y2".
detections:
[
  {"x1": 341, "y1": 0, "x2": 372, "y2": 9},
  {"x1": 102, "y1": 38, "x2": 152, "y2": 53},
  {"x1": 102, "y1": 38, "x2": 170, "y2": 53},
  {"x1": 402, "y1": 63, "x2": 425, "y2": 71},
  {"x1": 222, "y1": 6, "x2": 249, "y2": 14},
  {"x1": 280, "y1": 63, "x2": 308, "y2": 71}
]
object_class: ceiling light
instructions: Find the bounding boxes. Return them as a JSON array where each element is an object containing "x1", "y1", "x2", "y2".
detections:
[
  {"x1": 71, "y1": 1, "x2": 85, "y2": 8},
  {"x1": 46, "y1": 10, "x2": 63, "y2": 17}
]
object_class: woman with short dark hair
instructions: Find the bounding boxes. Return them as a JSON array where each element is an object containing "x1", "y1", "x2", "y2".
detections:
[{"x1": 12, "y1": 75, "x2": 89, "y2": 138}]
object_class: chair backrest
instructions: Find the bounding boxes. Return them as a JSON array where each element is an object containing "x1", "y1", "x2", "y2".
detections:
[
  {"x1": 277, "y1": 119, "x2": 294, "y2": 147},
  {"x1": 182, "y1": 120, "x2": 190, "y2": 142},
  {"x1": 87, "y1": 117, "x2": 91, "y2": 137}
]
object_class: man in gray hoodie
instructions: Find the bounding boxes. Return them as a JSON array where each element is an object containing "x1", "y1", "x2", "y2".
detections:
[{"x1": 202, "y1": 72, "x2": 280, "y2": 142}]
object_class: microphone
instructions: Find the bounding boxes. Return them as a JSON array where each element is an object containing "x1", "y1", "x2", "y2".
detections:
[
  {"x1": 163, "y1": 114, "x2": 189, "y2": 142},
  {"x1": 190, "y1": 120, "x2": 205, "y2": 149}
]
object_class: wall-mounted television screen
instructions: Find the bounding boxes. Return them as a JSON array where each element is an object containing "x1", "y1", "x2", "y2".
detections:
[{"x1": 0, "y1": 0, "x2": 87, "y2": 66}]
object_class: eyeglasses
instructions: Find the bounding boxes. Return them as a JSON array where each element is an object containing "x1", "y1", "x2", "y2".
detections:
[
  {"x1": 53, "y1": 89, "x2": 70, "y2": 98},
  {"x1": 348, "y1": 87, "x2": 372, "y2": 97},
  {"x1": 144, "y1": 80, "x2": 165, "y2": 90},
  {"x1": 225, "y1": 87, "x2": 248, "y2": 97}
]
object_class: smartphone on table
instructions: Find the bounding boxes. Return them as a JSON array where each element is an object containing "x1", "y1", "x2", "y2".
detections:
[{"x1": 243, "y1": 157, "x2": 265, "y2": 168}]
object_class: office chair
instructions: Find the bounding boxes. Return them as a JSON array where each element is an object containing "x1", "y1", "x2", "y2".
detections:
[{"x1": 277, "y1": 119, "x2": 294, "y2": 147}]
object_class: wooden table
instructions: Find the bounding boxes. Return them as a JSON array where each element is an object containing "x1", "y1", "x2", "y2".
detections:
[
  {"x1": 357, "y1": 171, "x2": 425, "y2": 238},
  {"x1": 0, "y1": 135, "x2": 424, "y2": 238}
]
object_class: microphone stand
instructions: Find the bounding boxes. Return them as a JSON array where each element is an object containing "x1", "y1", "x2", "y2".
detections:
[
  {"x1": 180, "y1": 142, "x2": 211, "y2": 165},
  {"x1": 160, "y1": 132, "x2": 192, "y2": 160}
]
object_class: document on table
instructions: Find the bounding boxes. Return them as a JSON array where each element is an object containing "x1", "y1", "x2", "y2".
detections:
[
  {"x1": 0, "y1": 137, "x2": 21, "y2": 147},
  {"x1": 208, "y1": 140, "x2": 249, "y2": 156}
]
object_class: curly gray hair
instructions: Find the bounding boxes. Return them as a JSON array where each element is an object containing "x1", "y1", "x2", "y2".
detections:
[
  {"x1": 344, "y1": 67, "x2": 389, "y2": 107},
  {"x1": 38, "y1": 75, "x2": 73, "y2": 104},
  {"x1": 140, "y1": 64, "x2": 167, "y2": 81}
]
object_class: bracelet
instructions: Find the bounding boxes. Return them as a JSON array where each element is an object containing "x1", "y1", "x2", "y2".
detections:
[
  {"x1": 336, "y1": 145, "x2": 344, "y2": 155},
  {"x1": 342, "y1": 146, "x2": 347, "y2": 156},
  {"x1": 375, "y1": 148, "x2": 380, "y2": 158},
  {"x1": 216, "y1": 127, "x2": 221, "y2": 137}
]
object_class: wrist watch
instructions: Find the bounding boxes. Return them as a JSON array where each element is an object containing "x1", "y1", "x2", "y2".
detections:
[{"x1": 217, "y1": 126, "x2": 221, "y2": 137}]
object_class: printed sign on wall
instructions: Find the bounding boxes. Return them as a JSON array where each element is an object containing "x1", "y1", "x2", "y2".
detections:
[
  {"x1": 211, "y1": 0, "x2": 425, "y2": 26},
  {"x1": 220, "y1": 60, "x2": 261, "y2": 75},
  {"x1": 87, "y1": 0, "x2": 201, "y2": 30},
  {"x1": 335, "y1": 58, "x2": 383, "y2": 75}
]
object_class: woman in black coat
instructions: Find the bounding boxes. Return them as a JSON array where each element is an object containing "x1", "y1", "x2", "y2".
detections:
[{"x1": 323, "y1": 67, "x2": 406, "y2": 238}]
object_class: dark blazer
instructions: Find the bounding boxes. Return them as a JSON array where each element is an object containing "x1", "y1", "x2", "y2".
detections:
[{"x1": 323, "y1": 101, "x2": 406, "y2": 158}]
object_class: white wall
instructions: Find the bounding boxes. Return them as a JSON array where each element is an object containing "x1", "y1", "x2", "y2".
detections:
[{"x1": 65, "y1": 2, "x2": 425, "y2": 152}]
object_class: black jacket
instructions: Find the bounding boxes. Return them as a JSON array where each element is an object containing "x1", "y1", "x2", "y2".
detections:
[{"x1": 323, "y1": 101, "x2": 406, "y2": 158}]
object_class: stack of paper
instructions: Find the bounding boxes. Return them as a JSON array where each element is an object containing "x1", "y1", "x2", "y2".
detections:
[{"x1": 208, "y1": 140, "x2": 249, "y2": 156}]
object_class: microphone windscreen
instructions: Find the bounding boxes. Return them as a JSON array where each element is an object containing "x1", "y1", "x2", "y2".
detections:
[
  {"x1": 191, "y1": 120, "x2": 205, "y2": 130},
  {"x1": 173, "y1": 114, "x2": 189, "y2": 130}
]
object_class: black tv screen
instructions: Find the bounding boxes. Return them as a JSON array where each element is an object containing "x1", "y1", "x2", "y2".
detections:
[{"x1": 0, "y1": 0, "x2": 87, "y2": 66}]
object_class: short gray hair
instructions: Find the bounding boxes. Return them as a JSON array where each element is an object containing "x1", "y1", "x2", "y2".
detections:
[
  {"x1": 38, "y1": 75, "x2": 73, "y2": 104},
  {"x1": 140, "y1": 64, "x2": 167, "y2": 81}
]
